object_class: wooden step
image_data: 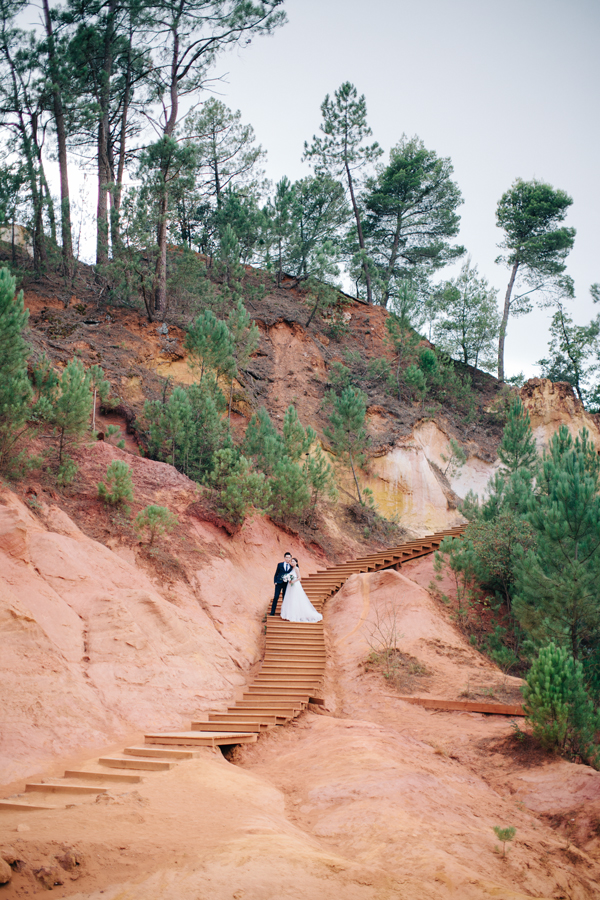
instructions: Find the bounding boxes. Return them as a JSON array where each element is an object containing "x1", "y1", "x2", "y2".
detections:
[
  {"x1": 233, "y1": 703, "x2": 304, "y2": 713},
  {"x1": 258, "y1": 658, "x2": 324, "y2": 665},
  {"x1": 124, "y1": 746, "x2": 200, "y2": 759},
  {"x1": 207, "y1": 713, "x2": 288, "y2": 724},
  {"x1": 25, "y1": 782, "x2": 108, "y2": 794},
  {"x1": 253, "y1": 674, "x2": 323, "y2": 682},
  {"x1": 243, "y1": 692, "x2": 312, "y2": 701},
  {"x1": 237, "y1": 696, "x2": 309, "y2": 705},
  {"x1": 251, "y1": 681, "x2": 322, "y2": 689},
  {"x1": 265, "y1": 639, "x2": 324, "y2": 645},
  {"x1": 99, "y1": 756, "x2": 174, "y2": 771},
  {"x1": 64, "y1": 770, "x2": 141, "y2": 783},
  {"x1": 144, "y1": 731, "x2": 258, "y2": 746},
  {"x1": 263, "y1": 656, "x2": 326, "y2": 663},
  {"x1": 0, "y1": 798, "x2": 59, "y2": 810},
  {"x1": 191, "y1": 721, "x2": 270, "y2": 733}
]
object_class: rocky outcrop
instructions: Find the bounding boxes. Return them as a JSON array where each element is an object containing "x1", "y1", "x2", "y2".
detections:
[{"x1": 520, "y1": 377, "x2": 600, "y2": 449}]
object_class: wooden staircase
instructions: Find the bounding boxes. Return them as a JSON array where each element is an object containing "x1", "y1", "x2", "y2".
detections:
[{"x1": 0, "y1": 527, "x2": 465, "y2": 810}]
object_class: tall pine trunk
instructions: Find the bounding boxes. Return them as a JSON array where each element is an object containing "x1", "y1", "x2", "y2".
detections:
[
  {"x1": 498, "y1": 261, "x2": 519, "y2": 383},
  {"x1": 345, "y1": 159, "x2": 372, "y2": 304},
  {"x1": 383, "y1": 214, "x2": 403, "y2": 307},
  {"x1": 153, "y1": 32, "x2": 179, "y2": 319},
  {"x1": 42, "y1": 0, "x2": 73, "y2": 278},
  {"x1": 96, "y1": 0, "x2": 116, "y2": 266},
  {"x1": 109, "y1": 37, "x2": 133, "y2": 256}
]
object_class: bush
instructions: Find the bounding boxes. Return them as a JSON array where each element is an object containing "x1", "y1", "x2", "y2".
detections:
[
  {"x1": 209, "y1": 448, "x2": 269, "y2": 525},
  {"x1": 269, "y1": 457, "x2": 311, "y2": 520},
  {"x1": 493, "y1": 826, "x2": 516, "y2": 858},
  {"x1": 98, "y1": 460, "x2": 134, "y2": 513},
  {"x1": 135, "y1": 505, "x2": 178, "y2": 546},
  {"x1": 522, "y1": 642, "x2": 600, "y2": 767},
  {"x1": 144, "y1": 380, "x2": 229, "y2": 482},
  {"x1": 0, "y1": 267, "x2": 32, "y2": 471}
]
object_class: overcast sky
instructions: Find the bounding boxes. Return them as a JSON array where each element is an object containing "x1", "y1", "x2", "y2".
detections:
[{"x1": 211, "y1": 0, "x2": 599, "y2": 379}]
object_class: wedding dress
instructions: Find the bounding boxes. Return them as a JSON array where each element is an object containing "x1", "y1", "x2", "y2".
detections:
[{"x1": 280, "y1": 569, "x2": 323, "y2": 623}]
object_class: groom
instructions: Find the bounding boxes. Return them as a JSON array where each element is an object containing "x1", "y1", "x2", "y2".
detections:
[{"x1": 270, "y1": 552, "x2": 293, "y2": 616}]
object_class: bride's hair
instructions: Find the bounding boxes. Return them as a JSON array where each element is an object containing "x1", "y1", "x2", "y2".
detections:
[{"x1": 292, "y1": 558, "x2": 299, "y2": 566}]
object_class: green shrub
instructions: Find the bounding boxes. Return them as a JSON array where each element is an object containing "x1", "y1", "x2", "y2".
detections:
[
  {"x1": 0, "y1": 267, "x2": 32, "y2": 471},
  {"x1": 493, "y1": 826, "x2": 516, "y2": 857},
  {"x1": 209, "y1": 448, "x2": 269, "y2": 525},
  {"x1": 269, "y1": 457, "x2": 311, "y2": 520},
  {"x1": 144, "y1": 380, "x2": 229, "y2": 482},
  {"x1": 135, "y1": 505, "x2": 178, "y2": 546},
  {"x1": 98, "y1": 460, "x2": 134, "y2": 513},
  {"x1": 522, "y1": 642, "x2": 600, "y2": 767},
  {"x1": 404, "y1": 363, "x2": 426, "y2": 405},
  {"x1": 56, "y1": 456, "x2": 78, "y2": 486}
]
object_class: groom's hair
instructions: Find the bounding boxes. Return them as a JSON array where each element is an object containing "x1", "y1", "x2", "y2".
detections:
[{"x1": 284, "y1": 551, "x2": 292, "y2": 557}]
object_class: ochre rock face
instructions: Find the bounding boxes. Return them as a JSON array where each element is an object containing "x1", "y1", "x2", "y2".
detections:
[
  {"x1": 366, "y1": 379, "x2": 600, "y2": 531},
  {"x1": 0, "y1": 466, "x2": 327, "y2": 783},
  {"x1": 520, "y1": 377, "x2": 600, "y2": 450},
  {"x1": 366, "y1": 421, "x2": 493, "y2": 534}
]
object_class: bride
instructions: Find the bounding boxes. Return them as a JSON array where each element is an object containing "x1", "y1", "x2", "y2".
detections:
[{"x1": 280, "y1": 558, "x2": 323, "y2": 623}]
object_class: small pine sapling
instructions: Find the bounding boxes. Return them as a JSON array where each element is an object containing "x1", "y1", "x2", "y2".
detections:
[
  {"x1": 493, "y1": 825, "x2": 516, "y2": 857},
  {"x1": 135, "y1": 505, "x2": 178, "y2": 546},
  {"x1": 521, "y1": 642, "x2": 600, "y2": 766},
  {"x1": 441, "y1": 438, "x2": 467, "y2": 479},
  {"x1": 324, "y1": 386, "x2": 369, "y2": 504},
  {"x1": 98, "y1": 460, "x2": 134, "y2": 513},
  {"x1": 47, "y1": 359, "x2": 94, "y2": 471}
]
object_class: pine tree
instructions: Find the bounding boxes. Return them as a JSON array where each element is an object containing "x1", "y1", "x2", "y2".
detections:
[
  {"x1": 144, "y1": 381, "x2": 229, "y2": 482},
  {"x1": 226, "y1": 298, "x2": 259, "y2": 419},
  {"x1": 513, "y1": 427, "x2": 600, "y2": 659},
  {"x1": 269, "y1": 456, "x2": 311, "y2": 520},
  {"x1": 242, "y1": 406, "x2": 284, "y2": 475},
  {"x1": 497, "y1": 397, "x2": 537, "y2": 474},
  {"x1": 522, "y1": 642, "x2": 600, "y2": 766},
  {"x1": 135, "y1": 505, "x2": 178, "y2": 546},
  {"x1": 433, "y1": 259, "x2": 499, "y2": 371},
  {"x1": 282, "y1": 405, "x2": 315, "y2": 461},
  {"x1": 304, "y1": 445, "x2": 337, "y2": 516},
  {"x1": 0, "y1": 267, "x2": 32, "y2": 470},
  {"x1": 537, "y1": 303, "x2": 600, "y2": 405},
  {"x1": 496, "y1": 179, "x2": 576, "y2": 381},
  {"x1": 304, "y1": 82, "x2": 381, "y2": 303},
  {"x1": 324, "y1": 386, "x2": 369, "y2": 503},
  {"x1": 98, "y1": 460, "x2": 134, "y2": 513},
  {"x1": 209, "y1": 448, "x2": 269, "y2": 525},
  {"x1": 184, "y1": 309, "x2": 235, "y2": 383},
  {"x1": 47, "y1": 358, "x2": 94, "y2": 474},
  {"x1": 362, "y1": 135, "x2": 464, "y2": 307}
]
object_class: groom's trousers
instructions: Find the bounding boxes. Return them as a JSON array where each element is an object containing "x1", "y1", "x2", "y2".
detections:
[{"x1": 270, "y1": 581, "x2": 287, "y2": 616}]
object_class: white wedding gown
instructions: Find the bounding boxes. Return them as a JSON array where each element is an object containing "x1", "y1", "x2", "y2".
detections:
[{"x1": 280, "y1": 572, "x2": 323, "y2": 623}]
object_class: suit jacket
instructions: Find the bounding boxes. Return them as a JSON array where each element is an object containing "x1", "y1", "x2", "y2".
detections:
[{"x1": 274, "y1": 561, "x2": 291, "y2": 584}]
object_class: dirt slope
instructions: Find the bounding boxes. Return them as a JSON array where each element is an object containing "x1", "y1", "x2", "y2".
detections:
[
  {"x1": 3, "y1": 560, "x2": 600, "y2": 898},
  {"x1": 0, "y1": 444, "x2": 329, "y2": 784}
]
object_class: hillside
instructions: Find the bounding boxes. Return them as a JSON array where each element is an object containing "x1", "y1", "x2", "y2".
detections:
[{"x1": 2, "y1": 264, "x2": 600, "y2": 898}]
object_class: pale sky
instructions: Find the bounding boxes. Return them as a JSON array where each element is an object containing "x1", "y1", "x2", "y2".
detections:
[{"x1": 215, "y1": 0, "x2": 599, "y2": 379}]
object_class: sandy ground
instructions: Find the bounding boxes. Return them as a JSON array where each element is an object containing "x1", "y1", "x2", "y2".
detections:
[{"x1": 3, "y1": 556, "x2": 600, "y2": 898}]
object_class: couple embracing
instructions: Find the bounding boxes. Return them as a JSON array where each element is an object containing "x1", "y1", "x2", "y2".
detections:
[{"x1": 270, "y1": 552, "x2": 323, "y2": 623}]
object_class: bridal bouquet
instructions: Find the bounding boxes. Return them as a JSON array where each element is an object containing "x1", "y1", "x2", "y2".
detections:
[{"x1": 282, "y1": 572, "x2": 294, "y2": 584}]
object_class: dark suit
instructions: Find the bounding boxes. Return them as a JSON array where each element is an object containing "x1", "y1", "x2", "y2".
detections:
[{"x1": 270, "y1": 561, "x2": 292, "y2": 616}]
